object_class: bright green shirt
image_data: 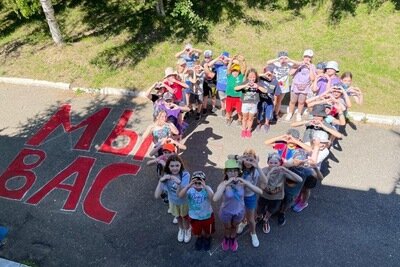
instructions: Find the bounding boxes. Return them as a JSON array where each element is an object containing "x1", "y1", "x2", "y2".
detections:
[{"x1": 226, "y1": 73, "x2": 244, "y2": 97}]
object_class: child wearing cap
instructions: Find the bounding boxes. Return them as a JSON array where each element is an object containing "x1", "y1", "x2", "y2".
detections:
[
  {"x1": 178, "y1": 171, "x2": 215, "y2": 251},
  {"x1": 213, "y1": 159, "x2": 262, "y2": 252},
  {"x1": 266, "y1": 51, "x2": 301, "y2": 121},
  {"x1": 256, "y1": 65, "x2": 281, "y2": 133},
  {"x1": 285, "y1": 49, "x2": 316, "y2": 122},
  {"x1": 204, "y1": 51, "x2": 232, "y2": 117},
  {"x1": 154, "y1": 155, "x2": 191, "y2": 243},
  {"x1": 225, "y1": 55, "x2": 247, "y2": 127},
  {"x1": 163, "y1": 67, "x2": 189, "y2": 105},
  {"x1": 201, "y1": 50, "x2": 218, "y2": 114}
]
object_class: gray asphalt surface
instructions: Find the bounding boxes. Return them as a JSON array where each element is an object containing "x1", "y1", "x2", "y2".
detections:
[{"x1": 0, "y1": 84, "x2": 399, "y2": 267}]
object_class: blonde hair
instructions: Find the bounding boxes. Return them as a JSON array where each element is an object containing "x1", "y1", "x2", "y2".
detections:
[{"x1": 243, "y1": 148, "x2": 257, "y2": 159}]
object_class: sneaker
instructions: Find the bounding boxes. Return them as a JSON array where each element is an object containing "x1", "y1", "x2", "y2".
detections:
[
  {"x1": 251, "y1": 233, "x2": 259, "y2": 248},
  {"x1": 172, "y1": 217, "x2": 178, "y2": 224},
  {"x1": 184, "y1": 228, "x2": 192, "y2": 243},
  {"x1": 270, "y1": 113, "x2": 278, "y2": 124},
  {"x1": 202, "y1": 109, "x2": 207, "y2": 115},
  {"x1": 195, "y1": 113, "x2": 201, "y2": 120},
  {"x1": 246, "y1": 130, "x2": 252, "y2": 138},
  {"x1": 167, "y1": 208, "x2": 171, "y2": 214},
  {"x1": 262, "y1": 220, "x2": 270, "y2": 234},
  {"x1": 293, "y1": 202, "x2": 309, "y2": 213},
  {"x1": 225, "y1": 118, "x2": 232, "y2": 126},
  {"x1": 263, "y1": 124, "x2": 270, "y2": 134},
  {"x1": 285, "y1": 113, "x2": 293, "y2": 121},
  {"x1": 277, "y1": 213, "x2": 286, "y2": 226},
  {"x1": 194, "y1": 237, "x2": 203, "y2": 250},
  {"x1": 221, "y1": 237, "x2": 230, "y2": 251},
  {"x1": 237, "y1": 221, "x2": 247, "y2": 234},
  {"x1": 237, "y1": 120, "x2": 242, "y2": 126},
  {"x1": 177, "y1": 228, "x2": 184, "y2": 242},
  {"x1": 230, "y1": 238, "x2": 238, "y2": 252},
  {"x1": 240, "y1": 130, "x2": 246, "y2": 138},
  {"x1": 221, "y1": 110, "x2": 226, "y2": 117},
  {"x1": 203, "y1": 237, "x2": 211, "y2": 251},
  {"x1": 256, "y1": 124, "x2": 262, "y2": 132},
  {"x1": 296, "y1": 113, "x2": 302, "y2": 122},
  {"x1": 211, "y1": 107, "x2": 218, "y2": 113}
]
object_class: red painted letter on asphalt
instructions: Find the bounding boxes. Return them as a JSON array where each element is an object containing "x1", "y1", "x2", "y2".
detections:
[
  {"x1": 0, "y1": 148, "x2": 46, "y2": 200},
  {"x1": 26, "y1": 104, "x2": 111, "y2": 150},
  {"x1": 83, "y1": 163, "x2": 140, "y2": 224},
  {"x1": 98, "y1": 110, "x2": 138, "y2": 156},
  {"x1": 26, "y1": 156, "x2": 96, "y2": 211}
]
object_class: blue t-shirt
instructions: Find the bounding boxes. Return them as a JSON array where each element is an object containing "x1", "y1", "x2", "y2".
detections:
[
  {"x1": 180, "y1": 53, "x2": 199, "y2": 69},
  {"x1": 162, "y1": 171, "x2": 190, "y2": 205},
  {"x1": 187, "y1": 186, "x2": 214, "y2": 220},
  {"x1": 215, "y1": 63, "x2": 228, "y2": 92}
]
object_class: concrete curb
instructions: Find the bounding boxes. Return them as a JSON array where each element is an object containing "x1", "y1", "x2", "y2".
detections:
[
  {"x1": 1, "y1": 76, "x2": 399, "y2": 126},
  {"x1": 0, "y1": 258, "x2": 29, "y2": 267}
]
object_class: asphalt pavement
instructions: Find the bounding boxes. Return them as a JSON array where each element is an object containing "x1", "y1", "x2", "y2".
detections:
[{"x1": 0, "y1": 84, "x2": 399, "y2": 267}]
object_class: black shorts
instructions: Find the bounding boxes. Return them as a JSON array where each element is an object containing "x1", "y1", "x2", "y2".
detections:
[
  {"x1": 304, "y1": 175, "x2": 318, "y2": 189},
  {"x1": 203, "y1": 82, "x2": 216, "y2": 98}
]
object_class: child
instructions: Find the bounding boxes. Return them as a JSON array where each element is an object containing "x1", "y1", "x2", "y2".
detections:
[
  {"x1": 178, "y1": 171, "x2": 215, "y2": 251},
  {"x1": 188, "y1": 62, "x2": 205, "y2": 120},
  {"x1": 266, "y1": 51, "x2": 301, "y2": 121},
  {"x1": 213, "y1": 159, "x2": 262, "y2": 252},
  {"x1": 225, "y1": 55, "x2": 247, "y2": 126},
  {"x1": 235, "y1": 68, "x2": 267, "y2": 138},
  {"x1": 341, "y1": 71, "x2": 363, "y2": 105},
  {"x1": 154, "y1": 155, "x2": 191, "y2": 243},
  {"x1": 285, "y1": 49, "x2": 316, "y2": 122},
  {"x1": 234, "y1": 149, "x2": 267, "y2": 248},
  {"x1": 201, "y1": 50, "x2": 218, "y2": 114},
  {"x1": 258, "y1": 153, "x2": 302, "y2": 233},
  {"x1": 256, "y1": 65, "x2": 281, "y2": 133}
]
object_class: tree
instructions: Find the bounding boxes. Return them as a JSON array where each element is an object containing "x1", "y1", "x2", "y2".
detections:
[{"x1": 39, "y1": 0, "x2": 63, "y2": 45}]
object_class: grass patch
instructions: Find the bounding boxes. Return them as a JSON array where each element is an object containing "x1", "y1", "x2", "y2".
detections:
[{"x1": 0, "y1": 1, "x2": 399, "y2": 115}]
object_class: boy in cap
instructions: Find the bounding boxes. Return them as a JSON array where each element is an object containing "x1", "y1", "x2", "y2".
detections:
[
  {"x1": 205, "y1": 51, "x2": 234, "y2": 117},
  {"x1": 266, "y1": 51, "x2": 302, "y2": 121},
  {"x1": 202, "y1": 50, "x2": 218, "y2": 114},
  {"x1": 257, "y1": 64, "x2": 281, "y2": 132},
  {"x1": 163, "y1": 67, "x2": 189, "y2": 105},
  {"x1": 179, "y1": 171, "x2": 215, "y2": 251}
]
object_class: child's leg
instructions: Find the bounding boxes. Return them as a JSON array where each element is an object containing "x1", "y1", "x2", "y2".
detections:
[{"x1": 247, "y1": 113, "x2": 255, "y2": 131}]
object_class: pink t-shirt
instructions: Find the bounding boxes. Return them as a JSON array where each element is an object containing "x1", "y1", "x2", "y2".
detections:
[{"x1": 291, "y1": 64, "x2": 316, "y2": 94}]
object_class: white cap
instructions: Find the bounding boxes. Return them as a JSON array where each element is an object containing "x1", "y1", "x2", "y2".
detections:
[
  {"x1": 303, "y1": 49, "x2": 314, "y2": 57},
  {"x1": 184, "y1": 43, "x2": 193, "y2": 50},
  {"x1": 325, "y1": 61, "x2": 339, "y2": 72}
]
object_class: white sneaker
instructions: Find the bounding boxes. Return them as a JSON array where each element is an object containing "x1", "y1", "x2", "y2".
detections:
[
  {"x1": 177, "y1": 228, "x2": 184, "y2": 242},
  {"x1": 285, "y1": 113, "x2": 293, "y2": 121},
  {"x1": 184, "y1": 228, "x2": 191, "y2": 243},
  {"x1": 172, "y1": 217, "x2": 178, "y2": 224},
  {"x1": 167, "y1": 208, "x2": 171, "y2": 214},
  {"x1": 237, "y1": 222, "x2": 248, "y2": 234},
  {"x1": 251, "y1": 233, "x2": 259, "y2": 248},
  {"x1": 296, "y1": 113, "x2": 302, "y2": 121}
]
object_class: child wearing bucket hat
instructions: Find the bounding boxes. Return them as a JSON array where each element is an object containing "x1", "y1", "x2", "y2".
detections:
[
  {"x1": 314, "y1": 61, "x2": 341, "y2": 96},
  {"x1": 178, "y1": 171, "x2": 215, "y2": 251},
  {"x1": 213, "y1": 158, "x2": 262, "y2": 252}
]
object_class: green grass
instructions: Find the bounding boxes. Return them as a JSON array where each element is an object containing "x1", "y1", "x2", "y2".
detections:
[{"x1": 0, "y1": 1, "x2": 399, "y2": 115}]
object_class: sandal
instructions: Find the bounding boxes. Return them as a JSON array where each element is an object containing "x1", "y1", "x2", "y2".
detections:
[{"x1": 263, "y1": 220, "x2": 270, "y2": 234}]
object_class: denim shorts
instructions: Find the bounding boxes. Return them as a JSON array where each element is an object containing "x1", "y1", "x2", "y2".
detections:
[
  {"x1": 244, "y1": 194, "x2": 257, "y2": 210},
  {"x1": 257, "y1": 101, "x2": 274, "y2": 122}
]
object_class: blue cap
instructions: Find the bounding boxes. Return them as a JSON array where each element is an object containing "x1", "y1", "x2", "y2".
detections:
[{"x1": 222, "y1": 51, "x2": 230, "y2": 57}]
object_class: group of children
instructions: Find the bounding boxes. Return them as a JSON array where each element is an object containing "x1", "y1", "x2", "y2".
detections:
[
  {"x1": 145, "y1": 44, "x2": 363, "y2": 140},
  {"x1": 144, "y1": 44, "x2": 362, "y2": 252}
]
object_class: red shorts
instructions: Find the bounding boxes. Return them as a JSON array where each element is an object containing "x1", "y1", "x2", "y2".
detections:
[
  {"x1": 190, "y1": 213, "x2": 215, "y2": 236},
  {"x1": 226, "y1": 96, "x2": 242, "y2": 113}
]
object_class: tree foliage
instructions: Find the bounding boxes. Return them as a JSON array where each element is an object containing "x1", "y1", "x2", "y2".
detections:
[{"x1": 4, "y1": 0, "x2": 41, "y2": 18}]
